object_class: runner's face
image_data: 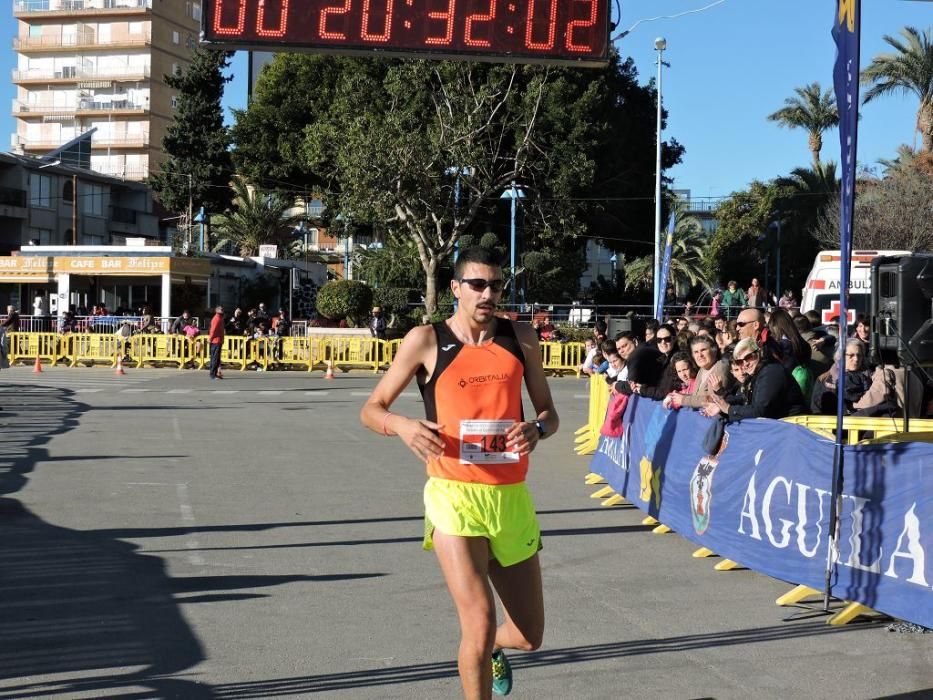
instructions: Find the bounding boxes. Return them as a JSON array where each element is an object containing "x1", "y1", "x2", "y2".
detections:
[{"x1": 453, "y1": 263, "x2": 503, "y2": 324}]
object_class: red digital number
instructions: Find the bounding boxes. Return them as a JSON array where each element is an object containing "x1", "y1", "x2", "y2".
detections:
[
  {"x1": 361, "y1": 0, "x2": 394, "y2": 42},
  {"x1": 425, "y1": 0, "x2": 456, "y2": 46},
  {"x1": 212, "y1": 0, "x2": 246, "y2": 35},
  {"x1": 525, "y1": 0, "x2": 557, "y2": 50},
  {"x1": 565, "y1": 0, "x2": 597, "y2": 52},
  {"x1": 256, "y1": 0, "x2": 289, "y2": 37},
  {"x1": 320, "y1": 0, "x2": 352, "y2": 40},
  {"x1": 464, "y1": 0, "x2": 496, "y2": 48}
]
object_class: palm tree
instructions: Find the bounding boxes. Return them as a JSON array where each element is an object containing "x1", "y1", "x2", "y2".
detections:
[
  {"x1": 775, "y1": 161, "x2": 839, "y2": 197},
  {"x1": 861, "y1": 26, "x2": 933, "y2": 153},
  {"x1": 212, "y1": 179, "x2": 303, "y2": 257},
  {"x1": 623, "y1": 198, "x2": 711, "y2": 295},
  {"x1": 767, "y1": 82, "x2": 839, "y2": 168}
]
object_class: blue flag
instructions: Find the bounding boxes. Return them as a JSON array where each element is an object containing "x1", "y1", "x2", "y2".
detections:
[
  {"x1": 828, "y1": 0, "x2": 861, "y2": 600},
  {"x1": 654, "y1": 212, "x2": 676, "y2": 320}
]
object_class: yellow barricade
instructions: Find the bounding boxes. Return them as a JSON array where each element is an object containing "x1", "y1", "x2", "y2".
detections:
[
  {"x1": 222, "y1": 336, "x2": 249, "y2": 371},
  {"x1": 70, "y1": 333, "x2": 122, "y2": 367},
  {"x1": 322, "y1": 336, "x2": 384, "y2": 373},
  {"x1": 575, "y1": 373, "x2": 610, "y2": 455},
  {"x1": 6, "y1": 331, "x2": 65, "y2": 366},
  {"x1": 275, "y1": 336, "x2": 324, "y2": 372},
  {"x1": 383, "y1": 339, "x2": 403, "y2": 367},
  {"x1": 781, "y1": 415, "x2": 933, "y2": 445},
  {"x1": 130, "y1": 334, "x2": 191, "y2": 369},
  {"x1": 540, "y1": 341, "x2": 586, "y2": 377}
]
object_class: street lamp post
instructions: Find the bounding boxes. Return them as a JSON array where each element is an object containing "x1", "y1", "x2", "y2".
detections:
[
  {"x1": 769, "y1": 220, "x2": 782, "y2": 300},
  {"x1": 653, "y1": 37, "x2": 668, "y2": 319},
  {"x1": 500, "y1": 181, "x2": 526, "y2": 309}
]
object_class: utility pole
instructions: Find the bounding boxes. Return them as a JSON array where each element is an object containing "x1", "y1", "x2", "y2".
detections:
[
  {"x1": 187, "y1": 173, "x2": 193, "y2": 253},
  {"x1": 72, "y1": 173, "x2": 77, "y2": 245}
]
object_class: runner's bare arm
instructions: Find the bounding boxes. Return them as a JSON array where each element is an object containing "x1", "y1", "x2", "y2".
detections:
[
  {"x1": 507, "y1": 322, "x2": 559, "y2": 455},
  {"x1": 360, "y1": 325, "x2": 446, "y2": 462}
]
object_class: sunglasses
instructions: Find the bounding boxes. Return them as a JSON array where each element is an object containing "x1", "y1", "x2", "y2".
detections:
[
  {"x1": 736, "y1": 351, "x2": 759, "y2": 365},
  {"x1": 656, "y1": 335, "x2": 673, "y2": 343},
  {"x1": 734, "y1": 320, "x2": 752, "y2": 328},
  {"x1": 458, "y1": 278, "x2": 505, "y2": 293}
]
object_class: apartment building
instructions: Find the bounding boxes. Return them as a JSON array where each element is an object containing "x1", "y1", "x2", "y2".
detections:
[{"x1": 11, "y1": 0, "x2": 200, "y2": 180}]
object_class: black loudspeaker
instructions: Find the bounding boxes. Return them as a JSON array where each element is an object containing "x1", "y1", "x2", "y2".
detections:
[
  {"x1": 870, "y1": 254, "x2": 933, "y2": 366},
  {"x1": 607, "y1": 317, "x2": 632, "y2": 338}
]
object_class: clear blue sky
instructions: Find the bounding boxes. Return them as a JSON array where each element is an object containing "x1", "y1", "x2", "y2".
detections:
[{"x1": 3, "y1": 0, "x2": 930, "y2": 200}]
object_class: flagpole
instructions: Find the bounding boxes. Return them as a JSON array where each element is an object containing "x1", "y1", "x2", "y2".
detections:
[{"x1": 824, "y1": 0, "x2": 861, "y2": 610}]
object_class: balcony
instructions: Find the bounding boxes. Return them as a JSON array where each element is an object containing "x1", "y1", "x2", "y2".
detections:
[
  {"x1": 13, "y1": 98, "x2": 149, "y2": 117},
  {"x1": 14, "y1": 0, "x2": 151, "y2": 16},
  {"x1": 0, "y1": 187, "x2": 28, "y2": 208},
  {"x1": 13, "y1": 33, "x2": 151, "y2": 51},
  {"x1": 92, "y1": 166, "x2": 149, "y2": 180},
  {"x1": 17, "y1": 134, "x2": 150, "y2": 150},
  {"x1": 12, "y1": 65, "x2": 151, "y2": 83}
]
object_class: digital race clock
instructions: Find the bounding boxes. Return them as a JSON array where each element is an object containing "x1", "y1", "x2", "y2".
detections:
[{"x1": 200, "y1": 0, "x2": 610, "y2": 67}]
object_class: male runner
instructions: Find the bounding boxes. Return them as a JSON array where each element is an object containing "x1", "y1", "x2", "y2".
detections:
[{"x1": 361, "y1": 247, "x2": 558, "y2": 699}]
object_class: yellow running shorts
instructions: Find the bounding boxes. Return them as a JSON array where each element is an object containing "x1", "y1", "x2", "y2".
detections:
[{"x1": 423, "y1": 477, "x2": 542, "y2": 567}]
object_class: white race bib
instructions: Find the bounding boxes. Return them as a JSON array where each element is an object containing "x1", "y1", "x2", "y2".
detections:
[{"x1": 458, "y1": 419, "x2": 519, "y2": 465}]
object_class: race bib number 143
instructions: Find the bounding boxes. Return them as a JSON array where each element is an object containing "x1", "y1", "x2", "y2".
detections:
[{"x1": 459, "y1": 419, "x2": 519, "y2": 465}]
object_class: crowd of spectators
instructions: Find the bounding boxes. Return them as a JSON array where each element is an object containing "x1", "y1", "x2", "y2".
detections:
[{"x1": 586, "y1": 301, "x2": 925, "y2": 424}]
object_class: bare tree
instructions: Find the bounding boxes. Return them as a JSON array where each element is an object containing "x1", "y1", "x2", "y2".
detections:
[{"x1": 812, "y1": 168, "x2": 933, "y2": 250}]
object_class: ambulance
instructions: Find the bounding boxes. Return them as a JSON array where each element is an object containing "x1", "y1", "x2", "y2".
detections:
[{"x1": 800, "y1": 250, "x2": 911, "y2": 326}]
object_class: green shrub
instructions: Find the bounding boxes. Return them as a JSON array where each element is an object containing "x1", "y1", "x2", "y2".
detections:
[
  {"x1": 373, "y1": 287, "x2": 419, "y2": 314},
  {"x1": 316, "y1": 280, "x2": 373, "y2": 326}
]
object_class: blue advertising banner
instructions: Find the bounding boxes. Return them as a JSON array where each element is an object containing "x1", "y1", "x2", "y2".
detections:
[
  {"x1": 589, "y1": 396, "x2": 933, "y2": 628},
  {"x1": 654, "y1": 213, "x2": 676, "y2": 320}
]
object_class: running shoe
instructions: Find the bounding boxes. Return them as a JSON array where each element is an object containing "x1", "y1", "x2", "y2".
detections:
[{"x1": 491, "y1": 650, "x2": 512, "y2": 696}]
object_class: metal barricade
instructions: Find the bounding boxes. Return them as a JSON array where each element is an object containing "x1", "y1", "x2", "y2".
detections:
[
  {"x1": 6, "y1": 331, "x2": 64, "y2": 366},
  {"x1": 130, "y1": 334, "x2": 191, "y2": 369},
  {"x1": 275, "y1": 336, "x2": 323, "y2": 372},
  {"x1": 70, "y1": 333, "x2": 121, "y2": 367},
  {"x1": 383, "y1": 339, "x2": 403, "y2": 367},
  {"x1": 540, "y1": 341, "x2": 585, "y2": 376},
  {"x1": 322, "y1": 336, "x2": 383, "y2": 373},
  {"x1": 782, "y1": 415, "x2": 933, "y2": 445},
  {"x1": 222, "y1": 336, "x2": 249, "y2": 371}
]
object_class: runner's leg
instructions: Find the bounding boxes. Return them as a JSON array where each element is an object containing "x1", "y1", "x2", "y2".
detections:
[
  {"x1": 432, "y1": 530, "x2": 497, "y2": 700},
  {"x1": 488, "y1": 553, "x2": 545, "y2": 652}
]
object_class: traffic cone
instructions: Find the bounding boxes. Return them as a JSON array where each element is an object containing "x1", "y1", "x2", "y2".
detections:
[
  {"x1": 33, "y1": 355, "x2": 42, "y2": 373},
  {"x1": 324, "y1": 360, "x2": 335, "y2": 380},
  {"x1": 115, "y1": 354, "x2": 126, "y2": 376}
]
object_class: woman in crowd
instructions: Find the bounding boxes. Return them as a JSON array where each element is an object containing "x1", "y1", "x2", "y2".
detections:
[
  {"x1": 810, "y1": 338, "x2": 874, "y2": 415},
  {"x1": 778, "y1": 289, "x2": 798, "y2": 310},
  {"x1": 721, "y1": 281, "x2": 747, "y2": 319},
  {"x1": 670, "y1": 336, "x2": 721, "y2": 410},
  {"x1": 851, "y1": 314, "x2": 871, "y2": 351},
  {"x1": 703, "y1": 338, "x2": 805, "y2": 421},
  {"x1": 746, "y1": 278, "x2": 769, "y2": 309},
  {"x1": 767, "y1": 307, "x2": 814, "y2": 401},
  {"x1": 715, "y1": 323, "x2": 737, "y2": 355},
  {"x1": 670, "y1": 351, "x2": 698, "y2": 393}
]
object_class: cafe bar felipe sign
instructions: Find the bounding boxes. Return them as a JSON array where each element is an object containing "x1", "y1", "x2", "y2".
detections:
[{"x1": 201, "y1": 0, "x2": 611, "y2": 66}]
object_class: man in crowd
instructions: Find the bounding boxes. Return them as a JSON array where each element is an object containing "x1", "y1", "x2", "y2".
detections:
[{"x1": 208, "y1": 305, "x2": 225, "y2": 380}]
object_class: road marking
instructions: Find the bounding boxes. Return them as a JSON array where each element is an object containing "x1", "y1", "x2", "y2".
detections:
[
  {"x1": 121, "y1": 388, "x2": 149, "y2": 393},
  {"x1": 258, "y1": 390, "x2": 283, "y2": 395},
  {"x1": 305, "y1": 391, "x2": 330, "y2": 396},
  {"x1": 167, "y1": 389, "x2": 192, "y2": 394},
  {"x1": 211, "y1": 390, "x2": 238, "y2": 394},
  {"x1": 74, "y1": 388, "x2": 103, "y2": 393},
  {"x1": 175, "y1": 483, "x2": 204, "y2": 566},
  {"x1": 350, "y1": 392, "x2": 371, "y2": 396}
]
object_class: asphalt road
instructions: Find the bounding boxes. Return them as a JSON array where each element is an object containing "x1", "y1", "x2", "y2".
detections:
[{"x1": 0, "y1": 365, "x2": 931, "y2": 699}]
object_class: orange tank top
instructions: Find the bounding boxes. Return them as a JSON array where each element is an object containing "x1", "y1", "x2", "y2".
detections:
[{"x1": 419, "y1": 320, "x2": 528, "y2": 485}]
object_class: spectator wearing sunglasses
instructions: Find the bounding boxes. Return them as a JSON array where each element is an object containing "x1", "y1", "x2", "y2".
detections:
[
  {"x1": 702, "y1": 337, "x2": 805, "y2": 422},
  {"x1": 735, "y1": 308, "x2": 784, "y2": 365}
]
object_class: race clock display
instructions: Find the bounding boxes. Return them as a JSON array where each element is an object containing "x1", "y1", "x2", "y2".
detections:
[{"x1": 201, "y1": 0, "x2": 610, "y2": 67}]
